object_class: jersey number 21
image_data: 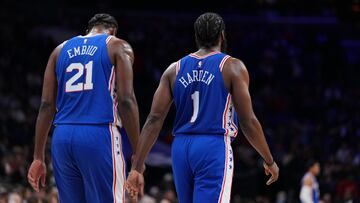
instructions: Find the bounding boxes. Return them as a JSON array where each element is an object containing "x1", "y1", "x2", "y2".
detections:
[{"x1": 65, "y1": 61, "x2": 94, "y2": 92}]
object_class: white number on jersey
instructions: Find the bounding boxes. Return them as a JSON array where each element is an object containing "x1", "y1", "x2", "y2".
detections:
[
  {"x1": 65, "y1": 61, "x2": 94, "y2": 92},
  {"x1": 190, "y1": 91, "x2": 200, "y2": 123}
]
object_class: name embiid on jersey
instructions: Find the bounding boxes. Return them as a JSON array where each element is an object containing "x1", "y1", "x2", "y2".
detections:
[{"x1": 54, "y1": 34, "x2": 120, "y2": 126}]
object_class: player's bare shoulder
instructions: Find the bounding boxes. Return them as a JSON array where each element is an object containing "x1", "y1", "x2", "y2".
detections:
[
  {"x1": 107, "y1": 37, "x2": 134, "y2": 65},
  {"x1": 221, "y1": 57, "x2": 249, "y2": 90},
  {"x1": 47, "y1": 42, "x2": 65, "y2": 66},
  {"x1": 164, "y1": 62, "x2": 177, "y2": 77},
  {"x1": 223, "y1": 57, "x2": 247, "y2": 76},
  {"x1": 161, "y1": 62, "x2": 177, "y2": 90}
]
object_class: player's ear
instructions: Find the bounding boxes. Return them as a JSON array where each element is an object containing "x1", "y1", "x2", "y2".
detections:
[
  {"x1": 221, "y1": 31, "x2": 225, "y2": 42},
  {"x1": 109, "y1": 27, "x2": 117, "y2": 36}
]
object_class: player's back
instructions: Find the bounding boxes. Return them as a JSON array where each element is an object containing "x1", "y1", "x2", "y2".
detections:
[
  {"x1": 54, "y1": 34, "x2": 119, "y2": 125},
  {"x1": 173, "y1": 52, "x2": 238, "y2": 137}
]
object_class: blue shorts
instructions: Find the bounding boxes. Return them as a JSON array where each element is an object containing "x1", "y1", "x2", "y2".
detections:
[
  {"x1": 171, "y1": 135, "x2": 233, "y2": 203},
  {"x1": 51, "y1": 124, "x2": 126, "y2": 203}
]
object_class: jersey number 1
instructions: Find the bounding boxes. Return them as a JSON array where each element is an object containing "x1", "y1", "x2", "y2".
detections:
[
  {"x1": 190, "y1": 91, "x2": 199, "y2": 123},
  {"x1": 65, "y1": 61, "x2": 94, "y2": 92}
]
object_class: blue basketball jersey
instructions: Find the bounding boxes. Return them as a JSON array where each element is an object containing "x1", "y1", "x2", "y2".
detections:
[
  {"x1": 173, "y1": 52, "x2": 238, "y2": 137},
  {"x1": 54, "y1": 34, "x2": 120, "y2": 125}
]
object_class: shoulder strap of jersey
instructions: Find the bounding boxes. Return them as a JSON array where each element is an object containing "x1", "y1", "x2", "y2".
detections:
[
  {"x1": 219, "y1": 55, "x2": 231, "y2": 72},
  {"x1": 175, "y1": 54, "x2": 191, "y2": 76},
  {"x1": 175, "y1": 60, "x2": 181, "y2": 75},
  {"x1": 59, "y1": 40, "x2": 68, "y2": 48},
  {"x1": 106, "y1": 35, "x2": 113, "y2": 44}
]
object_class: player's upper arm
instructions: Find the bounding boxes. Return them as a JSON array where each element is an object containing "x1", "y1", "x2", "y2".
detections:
[
  {"x1": 121, "y1": 40, "x2": 134, "y2": 65},
  {"x1": 147, "y1": 63, "x2": 176, "y2": 121},
  {"x1": 108, "y1": 38, "x2": 135, "y2": 101},
  {"x1": 41, "y1": 45, "x2": 61, "y2": 105},
  {"x1": 222, "y1": 58, "x2": 254, "y2": 123}
]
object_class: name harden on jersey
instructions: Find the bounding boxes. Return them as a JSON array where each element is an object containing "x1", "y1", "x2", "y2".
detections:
[
  {"x1": 67, "y1": 45, "x2": 98, "y2": 59},
  {"x1": 178, "y1": 70, "x2": 215, "y2": 88}
]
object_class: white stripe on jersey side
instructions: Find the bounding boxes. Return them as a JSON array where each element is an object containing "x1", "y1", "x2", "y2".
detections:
[
  {"x1": 108, "y1": 66, "x2": 115, "y2": 91},
  {"x1": 108, "y1": 67, "x2": 116, "y2": 123},
  {"x1": 109, "y1": 124, "x2": 126, "y2": 203},
  {"x1": 219, "y1": 55, "x2": 231, "y2": 72},
  {"x1": 218, "y1": 136, "x2": 234, "y2": 203},
  {"x1": 222, "y1": 94, "x2": 238, "y2": 137},
  {"x1": 108, "y1": 67, "x2": 122, "y2": 126}
]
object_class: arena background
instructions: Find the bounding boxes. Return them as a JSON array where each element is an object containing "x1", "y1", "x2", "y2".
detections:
[{"x1": 0, "y1": 0, "x2": 359, "y2": 202}]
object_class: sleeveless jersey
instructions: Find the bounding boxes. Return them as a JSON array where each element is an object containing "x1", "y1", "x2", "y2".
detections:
[
  {"x1": 54, "y1": 34, "x2": 120, "y2": 125},
  {"x1": 301, "y1": 172, "x2": 320, "y2": 203},
  {"x1": 173, "y1": 52, "x2": 238, "y2": 137}
]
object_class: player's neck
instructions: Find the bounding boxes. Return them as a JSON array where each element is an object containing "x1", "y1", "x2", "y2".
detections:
[
  {"x1": 86, "y1": 28, "x2": 110, "y2": 37},
  {"x1": 196, "y1": 46, "x2": 221, "y2": 56}
]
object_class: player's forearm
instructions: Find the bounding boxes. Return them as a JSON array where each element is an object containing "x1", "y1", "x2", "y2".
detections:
[
  {"x1": 118, "y1": 95, "x2": 140, "y2": 154},
  {"x1": 132, "y1": 114, "x2": 164, "y2": 173},
  {"x1": 239, "y1": 116, "x2": 273, "y2": 164},
  {"x1": 33, "y1": 101, "x2": 55, "y2": 161}
]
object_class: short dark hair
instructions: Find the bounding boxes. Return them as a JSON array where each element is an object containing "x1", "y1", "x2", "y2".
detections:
[
  {"x1": 194, "y1": 12, "x2": 225, "y2": 49},
  {"x1": 306, "y1": 159, "x2": 319, "y2": 169},
  {"x1": 88, "y1": 13, "x2": 118, "y2": 31}
]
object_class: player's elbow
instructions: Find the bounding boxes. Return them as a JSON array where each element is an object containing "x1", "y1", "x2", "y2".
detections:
[
  {"x1": 118, "y1": 95, "x2": 136, "y2": 109},
  {"x1": 146, "y1": 113, "x2": 163, "y2": 125},
  {"x1": 39, "y1": 100, "x2": 56, "y2": 113},
  {"x1": 238, "y1": 114, "x2": 258, "y2": 133}
]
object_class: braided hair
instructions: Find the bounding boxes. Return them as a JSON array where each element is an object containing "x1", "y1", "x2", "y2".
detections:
[{"x1": 194, "y1": 12, "x2": 225, "y2": 49}]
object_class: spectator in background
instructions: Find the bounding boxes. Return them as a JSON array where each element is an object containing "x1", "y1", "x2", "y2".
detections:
[
  {"x1": 336, "y1": 174, "x2": 359, "y2": 202},
  {"x1": 300, "y1": 160, "x2": 321, "y2": 203}
]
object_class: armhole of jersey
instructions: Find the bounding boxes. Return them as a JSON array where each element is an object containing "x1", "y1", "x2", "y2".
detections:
[
  {"x1": 104, "y1": 35, "x2": 115, "y2": 67},
  {"x1": 55, "y1": 40, "x2": 68, "y2": 72},
  {"x1": 60, "y1": 40, "x2": 68, "y2": 48},
  {"x1": 175, "y1": 60, "x2": 181, "y2": 75},
  {"x1": 219, "y1": 55, "x2": 231, "y2": 72},
  {"x1": 172, "y1": 60, "x2": 181, "y2": 98},
  {"x1": 106, "y1": 36, "x2": 113, "y2": 44}
]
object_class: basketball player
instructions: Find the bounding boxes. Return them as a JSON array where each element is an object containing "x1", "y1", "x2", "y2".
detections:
[
  {"x1": 27, "y1": 13, "x2": 140, "y2": 203},
  {"x1": 127, "y1": 12, "x2": 279, "y2": 202},
  {"x1": 300, "y1": 160, "x2": 321, "y2": 203}
]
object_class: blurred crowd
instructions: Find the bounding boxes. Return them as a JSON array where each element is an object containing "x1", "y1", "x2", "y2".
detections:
[{"x1": 0, "y1": 1, "x2": 360, "y2": 203}]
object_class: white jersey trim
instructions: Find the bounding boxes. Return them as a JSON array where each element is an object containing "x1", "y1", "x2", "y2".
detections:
[
  {"x1": 175, "y1": 60, "x2": 181, "y2": 75},
  {"x1": 219, "y1": 55, "x2": 231, "y2": 72},
  {"x1": 60, "y1": 40, "x2": 68, "y2": 48},
  {"x1": 106, "y1": 36, "x2": 113, "y2": 44},
  {"x1": 189, "y1": 51, "x2": 220, "y2": 59}
]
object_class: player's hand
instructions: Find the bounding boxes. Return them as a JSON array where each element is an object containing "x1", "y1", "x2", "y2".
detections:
[
  {"x1": 126, "y1": 170, "x2": 144, "y2": 201},
  {"x1": 27, "y1": 159, "x2": 47, "y2": 192},
  {"x1": 263, "y1": 160, "x2": 279, "y2": 185}
]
